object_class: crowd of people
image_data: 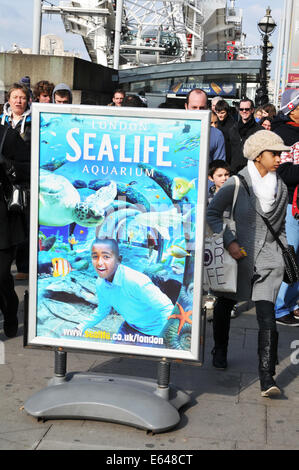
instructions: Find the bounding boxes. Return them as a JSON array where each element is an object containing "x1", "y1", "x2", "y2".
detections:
[{"x1": 0, "y1": 76, "x2": 298, "y2": 399}]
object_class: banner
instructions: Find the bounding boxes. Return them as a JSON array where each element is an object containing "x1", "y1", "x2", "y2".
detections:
[
  {"x1": 27, "y1": 105, "x2": 209, "y2": 361},
  {"x1": 169, "y1": 81, "x2": 236, "y2": 97}
]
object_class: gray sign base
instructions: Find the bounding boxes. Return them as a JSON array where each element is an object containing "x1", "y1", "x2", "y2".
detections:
[{"x1": 24, "y1": 371, "x2": 191, "y2": 433}]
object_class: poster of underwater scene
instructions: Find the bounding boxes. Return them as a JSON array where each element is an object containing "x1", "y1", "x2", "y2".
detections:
[{"x1": 30, "y1": 106, "x2": 209, "y2": 360}]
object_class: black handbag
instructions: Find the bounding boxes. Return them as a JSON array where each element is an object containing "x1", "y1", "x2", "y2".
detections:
[
  {"x1": 260, "y1": 217, "x2": 299, "y2": 285},
  {"x1": 238, "y1": 174, "x2": 299, "y2": 285},
  {"x1": 0, "y1": 126, "x2": 28, "y2": 214}
]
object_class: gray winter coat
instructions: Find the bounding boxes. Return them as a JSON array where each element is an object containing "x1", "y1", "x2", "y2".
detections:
[{"x1": 206, "y1": 166, "x2": 288, "y2": 303}]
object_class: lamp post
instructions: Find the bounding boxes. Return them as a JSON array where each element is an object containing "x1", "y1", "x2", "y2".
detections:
[{"x1": 257, "y1": 7, "x2": 277, "y2": 105}]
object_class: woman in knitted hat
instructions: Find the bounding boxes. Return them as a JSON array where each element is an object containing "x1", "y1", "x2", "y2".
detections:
[
  {"x1": 207, "y1": 130, "x2": 289, "y2": 397},
  {"x1": 271, "y1": 89, "x2": 299, "y2": 326}
]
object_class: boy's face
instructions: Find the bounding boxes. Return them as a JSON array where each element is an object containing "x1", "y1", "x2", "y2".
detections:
[
  {"x1": 91, "y1": 242, "x2": 120, "y2": 282},
  {"x1": 215, "y1": 110, "x2": 227, "y2": 121},
  {"x1": 209, "y1": 167, "x2": 230, "y2": 190}
]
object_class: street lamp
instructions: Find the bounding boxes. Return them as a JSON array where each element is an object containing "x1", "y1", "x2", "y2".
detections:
[{"x1": 257, "y1": 7, "x2": 276, "y2": 105}]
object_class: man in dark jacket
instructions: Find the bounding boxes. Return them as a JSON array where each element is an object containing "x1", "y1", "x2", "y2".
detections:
[
  {"x1": 230, "y1": 98, "x2": 262, "y2": 172},
  {"x1": 215, "y1": 99, "x2": 242, "y2": 172},
  {"x1": 272, "y1": 89, "x2": 299, "y2": 326},
  {"x1": 238, "y1": 98, "x2": 262, "y2": 145},
  {"x1": 0, "y1": 124, "x2": 30, "y2": 337}
]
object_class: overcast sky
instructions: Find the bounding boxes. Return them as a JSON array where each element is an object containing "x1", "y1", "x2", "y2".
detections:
[{"x1": 0, "y1": 0, "x2": 283, "y2": 74}]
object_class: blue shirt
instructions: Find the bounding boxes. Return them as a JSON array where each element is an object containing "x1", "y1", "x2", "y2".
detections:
[{"x1": 80, "y1": 264, "x2": 174, "y2": 336}]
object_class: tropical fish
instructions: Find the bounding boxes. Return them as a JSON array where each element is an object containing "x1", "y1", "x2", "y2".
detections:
[
  {"x1": 41, "y1": 157, "x2": 68, "y2": 172},
  {"x1": 172, "y1": 177, "x2": 196, "y2": 200},
  {"x1": 133, "y1": 207, "x2": 191, "y2": 240},
  {"x1": 181, "y1": 156, "x2": 198, "y2": 168},
  {"x1": 166, "y1": 245, "x2": 191, "y2": 259},
  {"x1": 68, "y1": 235, "x2": 78, "y2": 245},
  {"x1": 175, "y1": 135, "x2": 201, "y2": 153},
  {"x1": 39, "y1": 235, "x2": 56, "y2": 251},
  {"x1": 52, "y1": 258, "x2": 72, "y2": 277}
]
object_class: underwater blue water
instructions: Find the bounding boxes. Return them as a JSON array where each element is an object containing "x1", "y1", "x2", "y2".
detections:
[{"x1": 36, "y1": 111, "x2": 203, "y2": 350}]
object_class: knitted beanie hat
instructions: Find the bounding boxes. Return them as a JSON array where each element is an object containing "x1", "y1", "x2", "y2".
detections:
[
  {"x1": 19, "y1": 76, "x2": 31, "y2": 88},
  {"x1": 243, "y1": 130, "x2": 290, "y2": 160},
  {"x1": 280, "y1": 88, "x2": 299, "y2": 115}
]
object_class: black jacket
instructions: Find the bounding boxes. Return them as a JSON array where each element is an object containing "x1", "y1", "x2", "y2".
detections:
[
  {"x1": 217, "y1": 114, "x2": 243, "y2": 172},
  {"x1": 272, "y1": 114, "x2": 299, "y2": 204},
  {"x1": 238, "y1": 116, "x2": 262, "y2": 145},
  {"x1": 232, "y1": 116, "x2": 262, "y2": 173},
  {"x1": 0, "y1": 125, "x2": 30, "y2": 249}
]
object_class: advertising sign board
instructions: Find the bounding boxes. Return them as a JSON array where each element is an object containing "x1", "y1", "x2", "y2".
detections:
[
  {"x1": 169, "y1": 81, "x2": 236, "y2": 97},
  {"x1": 26, "y1": 104, "x2": 209, "y2": 361}
]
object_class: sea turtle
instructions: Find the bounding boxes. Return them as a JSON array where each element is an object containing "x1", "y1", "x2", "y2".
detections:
[{"x1": 39, "y1": 169, "x2": 117, "y2": 227}]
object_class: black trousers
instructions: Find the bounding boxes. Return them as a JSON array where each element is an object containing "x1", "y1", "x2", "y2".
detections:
[
  {"x1": 213, "y1": 297, "x2": 277, "y2": 350},
  {"x1": 16, "y1": 210, "x2": 29, "y2": 274},
  {"x1": 0, "y1": 246, "x2": 17, "y2": 319}
]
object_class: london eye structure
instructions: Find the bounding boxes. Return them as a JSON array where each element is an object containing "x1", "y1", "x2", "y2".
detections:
[{"x1": 42, "y1": 0, "x2": 242, "y2": 68}]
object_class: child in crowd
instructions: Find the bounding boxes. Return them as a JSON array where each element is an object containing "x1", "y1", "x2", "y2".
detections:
[
  {"x1": 78, "y1": 237, "x2": 174, "y2": 346},
  {"x1": 208, "y1": 160, "x2": 231, "y2": 203}
]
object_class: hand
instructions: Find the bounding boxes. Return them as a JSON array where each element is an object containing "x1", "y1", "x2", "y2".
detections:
[{"x1": 227, "y1": 241, "x2": 247, "y2": 260}]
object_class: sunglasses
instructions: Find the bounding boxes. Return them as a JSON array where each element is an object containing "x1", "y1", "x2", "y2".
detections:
[{"x1": 239, "y1": 107, "x2": 252, "y2": 112}]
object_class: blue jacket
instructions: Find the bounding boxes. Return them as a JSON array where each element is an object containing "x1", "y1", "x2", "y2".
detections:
[{"x1": 209, "y1": 126, "x2": 226, "y2": 163}]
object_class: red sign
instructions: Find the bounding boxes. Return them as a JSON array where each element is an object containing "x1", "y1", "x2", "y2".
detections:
[
  {"x1": 226, "y1": 41, "x2": 235, "y2": 61},
  {"x1": 288, "y1": 73, "x2": 299, "y2": 84}
]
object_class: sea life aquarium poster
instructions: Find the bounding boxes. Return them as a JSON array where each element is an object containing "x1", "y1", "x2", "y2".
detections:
[{"x1": 28, "y1": 105, "x2": 209, "y2": 361}]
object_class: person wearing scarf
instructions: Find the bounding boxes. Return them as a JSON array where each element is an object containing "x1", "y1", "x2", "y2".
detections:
[
  {"x1": 207, "y1": 130, "x2": 289, "y2": 397},
  {"x1": 0, "y1": 83, "x2": 31, "y2": 281},
  {"x1": 0, "y1": 83, "x2": 31, "y2": 151},
  {"x1": 271, "y1": 89, "x2": 299, "y2": 326}
]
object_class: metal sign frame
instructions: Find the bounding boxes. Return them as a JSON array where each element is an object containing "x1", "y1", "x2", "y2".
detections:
[{"x1": 26, "y1": 103, "x2": 210, "y2": 362}]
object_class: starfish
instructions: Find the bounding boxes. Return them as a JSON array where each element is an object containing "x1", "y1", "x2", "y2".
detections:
[{"x1": 168, "y1": 302, "x2": 192, "y2": 335}]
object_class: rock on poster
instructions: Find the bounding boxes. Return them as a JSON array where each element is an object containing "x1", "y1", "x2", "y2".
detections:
[{"x1": 28, "y1": 105, "x2": 209, "y2": 361}]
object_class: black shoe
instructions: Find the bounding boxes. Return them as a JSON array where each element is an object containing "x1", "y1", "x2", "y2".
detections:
[
  {"x1": 211, "y1": 347, "x2": 227, "y2": 369},
  {"x1": 260, "y1": 372, "x2": 281, "y2": 397},
  {"x1": 276, "y1": 313, "x2": 299, "y2": 327}
]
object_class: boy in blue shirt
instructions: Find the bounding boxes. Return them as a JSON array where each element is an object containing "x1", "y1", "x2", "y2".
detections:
[{"x1": 78, "y1": 238, "x2": 174, "y2": 346}]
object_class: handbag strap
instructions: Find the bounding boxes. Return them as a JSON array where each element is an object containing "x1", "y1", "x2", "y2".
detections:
[
  {"x1": 238, "y1": 174, "x2": 286, "y2": 251},
  {"x1": 229, "y1": 175, "x2": 240, "y2": 220}
]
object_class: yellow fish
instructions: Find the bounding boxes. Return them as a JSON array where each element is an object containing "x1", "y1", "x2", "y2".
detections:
[
  {"x1": 172, "y1": 177, "x2": 196, "y2": 200},
  {"x1": 52, "y1": 258, "x2": 72, "y2": 277},
  {"x1": 68, "y1": 235, "x2": 78, "y2": 245},
  {"x1": 167, "y1": 245, "x2": 191, "y2": 259}
]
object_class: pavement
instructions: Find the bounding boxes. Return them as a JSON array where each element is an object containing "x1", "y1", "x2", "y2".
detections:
[{"x1": 1, "y1": 276, "x2": 299, "y2": 451}]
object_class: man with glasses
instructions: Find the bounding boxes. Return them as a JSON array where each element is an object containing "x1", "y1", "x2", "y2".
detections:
[
  {"x1": 238, "y1": 98, "x2": 262, "y2": 146},
  {"x1": 234, "y1": 98, "x2": 262, "y2": 171}
]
